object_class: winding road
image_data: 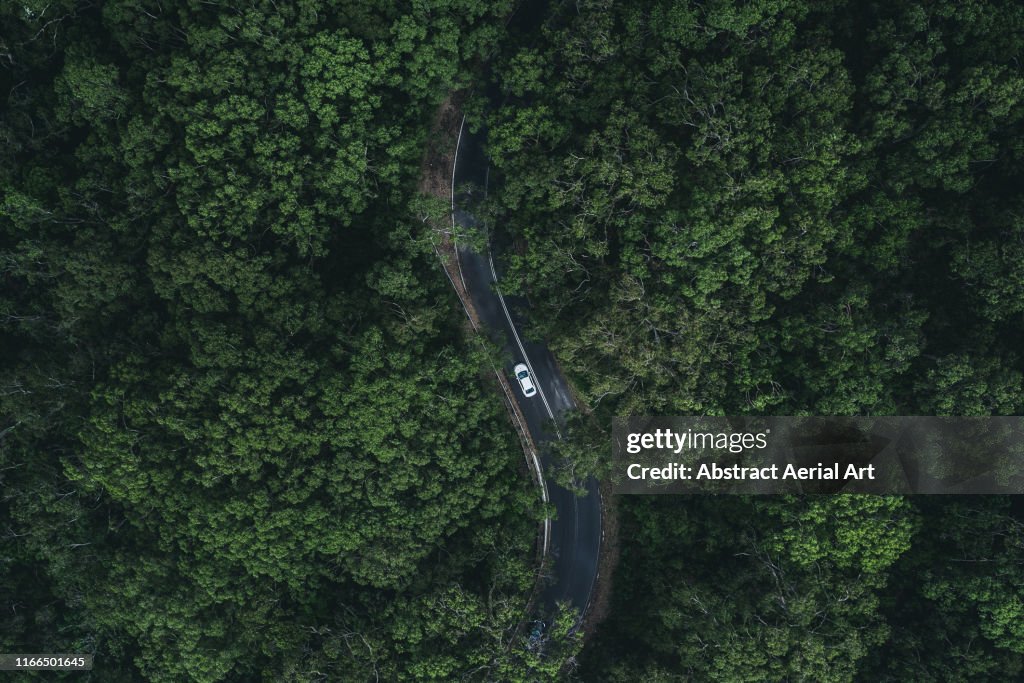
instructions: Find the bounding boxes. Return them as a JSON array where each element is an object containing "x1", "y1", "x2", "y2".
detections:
[{"x1": 450, "y1": 118, "x2": 602, "y2": 620}]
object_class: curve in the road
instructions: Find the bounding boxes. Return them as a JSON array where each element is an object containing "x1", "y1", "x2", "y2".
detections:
[{"x1": 449, "y1": 116, "x2": 602, "y2": 621}]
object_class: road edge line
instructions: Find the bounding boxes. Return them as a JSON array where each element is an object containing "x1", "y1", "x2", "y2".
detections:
[{"x1": 486, "y1": 251, "x2": 563, "y2": 439}]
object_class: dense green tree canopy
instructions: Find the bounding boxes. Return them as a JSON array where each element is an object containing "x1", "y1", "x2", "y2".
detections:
[
  {"x1": 486, "y1": 0, "x2": 1024, "y2": 419},
  {"x1": 478, "y1": 0, "x2": 1024, "y2": 680},
  {"x1": 4, "y1": 0, "x2": 1024, "y2": 680},
  {"x1": 1, "y1": 1, "x2": 580, "y2": 680}
]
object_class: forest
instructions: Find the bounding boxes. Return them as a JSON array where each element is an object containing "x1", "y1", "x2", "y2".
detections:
[
  {"x1": 482, "y1": 0, "x2": 1024, "y2": 680},
  {"x1": 1, "y1": 1, "x2": 576, "y2": 680},
  {"x1": 2, "y1": 0, "x2": 1024, "y2": 681}
]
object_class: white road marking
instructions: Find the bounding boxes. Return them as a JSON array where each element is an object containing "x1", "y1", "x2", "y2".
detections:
[
  {"x1": 493, "y1": 368, "x2": 550, "y2": 556},
  {"x1": 451, "y1": 116, "x2": 469, "y2": 292},
  {"x1": 450, "y1": 116, "x2": 555, "y2": 555},
  {"x1": 449, "y1": 122, "x2": 601, "y2": 623},
  {"x1": 487, "y1": 251, "x2": 562, "y2": 439}
]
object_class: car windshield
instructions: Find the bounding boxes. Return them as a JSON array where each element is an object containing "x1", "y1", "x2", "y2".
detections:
[{"x1": 517, "y1": 371, "x2": 529, "y2": 380}]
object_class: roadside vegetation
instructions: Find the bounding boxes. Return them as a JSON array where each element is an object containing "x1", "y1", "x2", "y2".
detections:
[
  {"x1": 4, "y1": 0, "x2": 1024, "y2": 681},
  {"x1": 0, "y1": 2, "x2": 579, "y2": 680},
  {"x1": 480, "y1": 1, "x2": 1024, "y2": 680}
]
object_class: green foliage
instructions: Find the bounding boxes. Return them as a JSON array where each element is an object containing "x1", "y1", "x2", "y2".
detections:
[
  {"x1": 481, "y1": 0, "x2": 1024, "y2": 681},
  {"x1": 580, "y1": 496, "x2": 915, "y2": 682},
  {"x1": 5, "y1": 0, "x2": 1024, "y2": 678},
  {"x1": 0, "y1": 1, "x2": 548, "y2": 680},
  {"x1": 865, "y1": 498, "x2": 1024, "y2": 681},
  {"x1": 485, "y1": 0, "x2": 1024, "y2": 421}
]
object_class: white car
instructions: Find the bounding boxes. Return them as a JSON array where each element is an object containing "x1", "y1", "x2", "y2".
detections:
[{"x1": 513, "y1": 363, "x2": 537, "y2": 397}]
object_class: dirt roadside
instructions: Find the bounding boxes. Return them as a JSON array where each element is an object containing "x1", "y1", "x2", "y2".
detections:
[
  {"x1": 417, "y1": 93, "x2": 546, "y2": 525},
  {"x1": 580, "y1": 478, "x2": 619, "y2": 638},
  {"x1": 418, "y1": 93, "x2": 618, "y2": 641}
]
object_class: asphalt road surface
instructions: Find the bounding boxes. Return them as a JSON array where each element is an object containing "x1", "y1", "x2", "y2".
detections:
[{"x1": 451, "y1": 119, "x2": 602, "y2": 620}]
